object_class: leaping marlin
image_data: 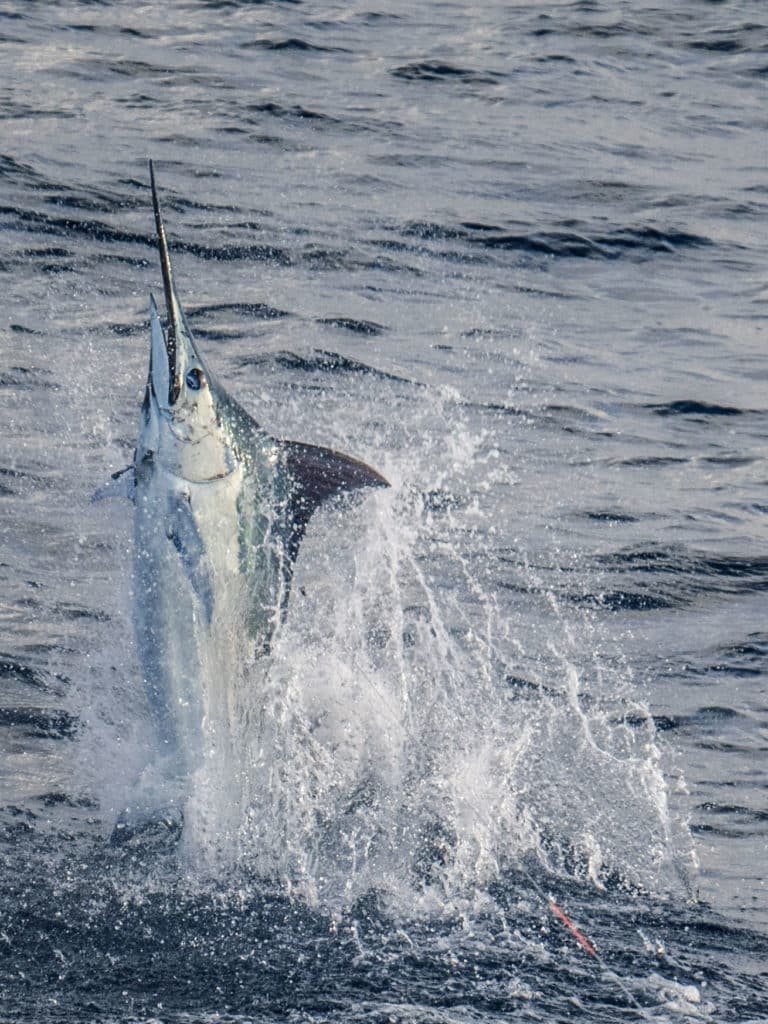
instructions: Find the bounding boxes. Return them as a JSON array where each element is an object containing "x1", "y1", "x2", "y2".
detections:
[{"x1": 118, "y1": 163, "x2": 387, "y2": 835}]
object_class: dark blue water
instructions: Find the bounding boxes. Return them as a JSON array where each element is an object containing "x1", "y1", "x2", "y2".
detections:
[{"x1": 1, "y1": 2, "x2": 767, "y2": 1021}]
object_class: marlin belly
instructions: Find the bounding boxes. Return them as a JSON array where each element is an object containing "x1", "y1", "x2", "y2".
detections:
[{"x1": 134, "y1": 462, "x2": 255, "y2": 787}]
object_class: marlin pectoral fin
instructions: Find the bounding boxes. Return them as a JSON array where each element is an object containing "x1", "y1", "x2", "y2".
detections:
[
  {"x1": 167, "y1": 494, "x2": 215, "y2": 624},
  {"x1": 91, "y1": 465, "x2": 136, "y2": 504},
  {"x1": 282, "y1": 440, "x2": 389, "y2": 562}
]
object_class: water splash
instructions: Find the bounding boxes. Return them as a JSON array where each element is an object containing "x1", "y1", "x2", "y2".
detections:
[{"x1": 74, "y1": 380, "x2": 695, "y2": 913}]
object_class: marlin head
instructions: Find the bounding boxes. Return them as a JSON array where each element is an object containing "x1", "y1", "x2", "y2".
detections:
[{"x1": 141, "y1": 163, "x2": 235, "y2": 481}]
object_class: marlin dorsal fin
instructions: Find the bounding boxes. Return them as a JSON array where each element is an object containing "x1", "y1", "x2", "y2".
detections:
[{"x1": 281, "y1": 440, "x2": 389, "y2": 564}]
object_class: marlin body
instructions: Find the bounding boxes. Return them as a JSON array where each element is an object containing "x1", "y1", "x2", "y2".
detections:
[{"x1": 123, "y1": 165, "x2": 387, "y2": 824}]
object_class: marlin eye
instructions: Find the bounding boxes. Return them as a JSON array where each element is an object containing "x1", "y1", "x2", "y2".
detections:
[{"x1": 185, "y1": 368, "x2": 204, "y2": 391}]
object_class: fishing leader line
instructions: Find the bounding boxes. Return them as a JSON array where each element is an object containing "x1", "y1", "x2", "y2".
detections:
[{"x1": 518, "y1": 862, "x2": 655, "y2": 1020}]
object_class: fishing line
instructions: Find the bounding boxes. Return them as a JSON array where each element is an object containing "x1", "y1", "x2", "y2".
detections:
[{"x1": 518, "y1": 862, "x2": 654, "y2": 1020}]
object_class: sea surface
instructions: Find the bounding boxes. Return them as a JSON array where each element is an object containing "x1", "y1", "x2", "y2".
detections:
[{"x1": 1, "y1": 1, "x2": 767, "y2": 1021}]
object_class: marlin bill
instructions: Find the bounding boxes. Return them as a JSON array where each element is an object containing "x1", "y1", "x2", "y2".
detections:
[{"x1": 112, "y1": 164, "x2": 388, "y2": 838}]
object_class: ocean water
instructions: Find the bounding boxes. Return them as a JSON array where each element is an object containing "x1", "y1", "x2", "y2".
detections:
[{"x1": 1, "y1": 1, "x2": 767, "y2": 1020}]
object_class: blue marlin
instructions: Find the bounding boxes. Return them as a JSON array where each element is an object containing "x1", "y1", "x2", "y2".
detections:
[{"x1": 116, "y1": 164, "x2": 387, "y2": 836}]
